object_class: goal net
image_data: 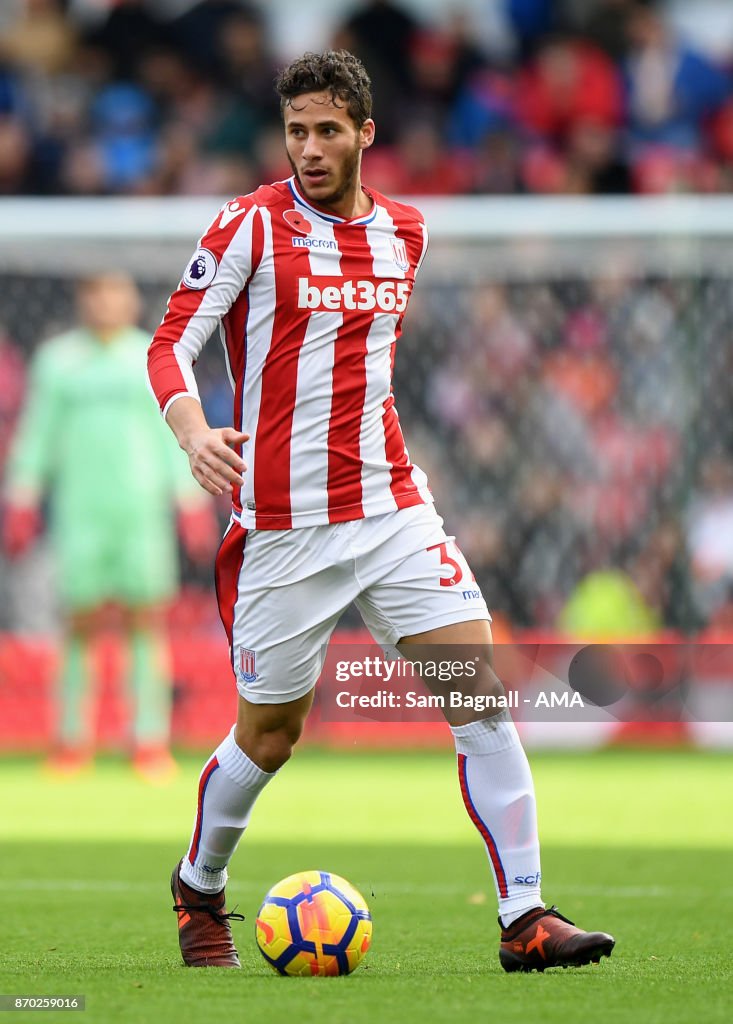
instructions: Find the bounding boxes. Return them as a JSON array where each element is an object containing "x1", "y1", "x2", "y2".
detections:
[
  {"x1": 3, "y1": 195, "x2": 733, "y2": 747},
  {"x1": 2, "y1": 195, "x2": 731, "y2": 637}
]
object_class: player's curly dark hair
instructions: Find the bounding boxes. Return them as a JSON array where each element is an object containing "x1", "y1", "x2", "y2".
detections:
[{"x1": 275, "y1": 50, "x2": 372, "y2": 127}]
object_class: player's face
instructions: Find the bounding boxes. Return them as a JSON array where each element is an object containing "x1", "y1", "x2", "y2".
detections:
[
  {"x1": 283, "y1": 91, "x2": 375, "y2": 213},
  {"x1": 77, "y1": 274, "x2": 141, "y2": 337}
]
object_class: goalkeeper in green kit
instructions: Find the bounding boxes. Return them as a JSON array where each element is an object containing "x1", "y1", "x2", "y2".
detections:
[{"x1": 3, "y1": 272, "x2": 218, "y2": 781}]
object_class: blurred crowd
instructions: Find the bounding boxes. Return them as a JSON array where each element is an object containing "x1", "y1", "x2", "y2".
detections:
[
  {"x1": 3, "y1": 0, "x2": 733, "y2": 640},
  {"x1": 391, "y1": 271, "x2": 733, "y2": 635},
  {"x1": 2, "y1": 0, "x2": 733, "y2": 197},
  {"x1": 4, "y1": 264, "x2": 733, "y2": 637}
]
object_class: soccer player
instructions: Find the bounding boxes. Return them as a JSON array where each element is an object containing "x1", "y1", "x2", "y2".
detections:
[
  {"x1": 3, "y1": 272, "x2": 216, "y2": 782},
  {"x1": 148, "y1": 50, "x2": 615, "y2": 971}
]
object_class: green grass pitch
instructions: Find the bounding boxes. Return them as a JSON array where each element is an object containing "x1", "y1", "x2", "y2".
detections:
[{"x1": 2, "y1": 747, "x2": 732, "y2": 1024}]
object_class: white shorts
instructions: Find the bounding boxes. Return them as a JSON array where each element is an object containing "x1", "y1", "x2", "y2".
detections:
[{"x1": 214, "y1": 503, "x2": 491, "y2": 704}]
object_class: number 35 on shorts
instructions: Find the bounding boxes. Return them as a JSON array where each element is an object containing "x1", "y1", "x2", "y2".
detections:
[{"x1": 427, "y1": 540, "x2": 477, "y2": 588}]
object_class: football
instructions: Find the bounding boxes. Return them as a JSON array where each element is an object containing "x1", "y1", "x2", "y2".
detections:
[{"x1": 255, "y1": 870, "x2": 372, "y2": 976}]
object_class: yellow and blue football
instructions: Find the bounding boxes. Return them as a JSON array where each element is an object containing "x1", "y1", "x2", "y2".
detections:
[{"x1": 255, "y1": 870, "x2": 372, "y2": 977}]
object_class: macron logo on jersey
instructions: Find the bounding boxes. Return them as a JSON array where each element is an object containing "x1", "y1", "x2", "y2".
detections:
[
  {"x1": 219, "y1": 199, "x2": 250, "y2": 229},
  {"x1": 292, "y1": 236, "x2": 339, "y2": 251},
  {"x1": 297, "y1": 276, "x2": 410, "y2": 313}
]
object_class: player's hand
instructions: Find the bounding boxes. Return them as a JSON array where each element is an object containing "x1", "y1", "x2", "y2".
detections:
[
  {"x1": 2, "y1": 503, "x2": 42, "y2": 558},
  {"x1": 177, "y1": 502, "x2": 220, "y2": 564},
  {"x1": 184, "y1": 427, "x2": 249, "y2": 497}
]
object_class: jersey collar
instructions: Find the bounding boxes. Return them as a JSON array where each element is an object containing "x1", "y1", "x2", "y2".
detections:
[{"x1": 288, "y1": 177, "x2": 377, "y2": 225}]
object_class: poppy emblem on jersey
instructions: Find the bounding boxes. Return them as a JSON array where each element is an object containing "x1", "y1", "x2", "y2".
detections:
[
  {"x1": 183, "y1": 247, "x2": 218, "y2": 290},
  {"x1": 238, "y1": 647, "x2": 258, "y2": 684},
  {"x1": 283, "y1": 208, "x2": 312, "y2": 234},
  {"x1": 390, "y1": 238, "x2": 409, "y2": 273}
]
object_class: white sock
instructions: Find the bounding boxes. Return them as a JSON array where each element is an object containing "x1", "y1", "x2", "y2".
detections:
[
  {"x1": 179, "y1": 727, "x2": 277, "y2": 893},
  {"x1": 451, "y1": 711, "x2": 544, "y2": 928}
]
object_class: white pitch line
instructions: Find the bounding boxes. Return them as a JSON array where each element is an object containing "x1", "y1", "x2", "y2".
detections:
[
  {"x1": 7, "y1": 879, "x2": 729, "y2": 899},
  {"x1": 7, "y1": 879, "x2": 264, "y2": 894}
]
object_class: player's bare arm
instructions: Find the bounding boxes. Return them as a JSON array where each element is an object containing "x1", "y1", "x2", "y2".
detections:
[{"x1": 165, "y1": 396, "x2": 248, "y2": 497}]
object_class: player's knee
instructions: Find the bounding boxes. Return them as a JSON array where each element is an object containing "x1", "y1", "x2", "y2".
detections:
[
  {"x1": 485, "y1": 665, "x2": 506, "y2": 700},
  {"x1": 470, "y1": 653, "x2": 505, "y2": 703},
  {"x1": 234, "y1": 724, "x2": 297, "y2": 773},
  {"x1": 252, "y1": 731, "x2": 295, "y2": 773}
]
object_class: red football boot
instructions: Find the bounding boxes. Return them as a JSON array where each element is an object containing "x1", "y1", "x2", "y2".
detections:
[
  {"x1": 500, "y1": 905, "x2": 615, "y2": 972},
  {"x1": 171, "y1": 862, "x2": 244, "y2": 967}
]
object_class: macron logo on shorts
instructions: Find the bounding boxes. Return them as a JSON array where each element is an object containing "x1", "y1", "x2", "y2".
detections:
[{"x1": 297, "y1": 276, "x2": 410, "y2": 313}]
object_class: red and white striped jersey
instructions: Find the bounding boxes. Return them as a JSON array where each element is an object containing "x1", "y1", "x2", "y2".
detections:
[{"x1": 147, "y1": 176, "x2": 432, "y2": 530}]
